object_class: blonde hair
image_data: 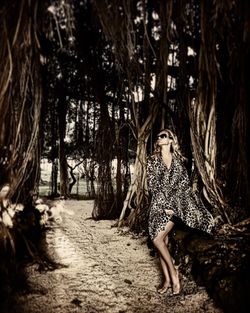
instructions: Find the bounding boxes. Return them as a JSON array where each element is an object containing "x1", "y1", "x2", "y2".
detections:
[{"x1": 153, "y1": 129, "x2": 186, "y2": 161}]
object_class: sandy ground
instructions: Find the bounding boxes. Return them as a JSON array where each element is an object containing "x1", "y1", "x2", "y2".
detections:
[{"x1": 7, "y1": 200, "x2": 222, "y2": 313}]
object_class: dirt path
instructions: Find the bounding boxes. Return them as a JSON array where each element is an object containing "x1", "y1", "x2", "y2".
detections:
[{"x1": 8, "y1": 200, "x2": 222, "y2": 313}]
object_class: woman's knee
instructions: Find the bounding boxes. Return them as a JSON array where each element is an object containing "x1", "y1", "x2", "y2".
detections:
[{"x1": 153, "y1": 235, "x2": 164, "y2": 248}]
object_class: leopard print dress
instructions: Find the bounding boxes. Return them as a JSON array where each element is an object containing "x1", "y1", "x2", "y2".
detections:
[{"x1": 146, "y1": 154, "x2": 214, "y2": 240}]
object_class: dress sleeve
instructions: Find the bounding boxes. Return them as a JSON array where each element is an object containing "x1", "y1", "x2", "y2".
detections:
[{"x1": 146, "y1": 157, "x2": 158, "y2": 194}]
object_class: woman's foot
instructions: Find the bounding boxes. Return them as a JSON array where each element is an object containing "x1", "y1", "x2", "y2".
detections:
[
  {"x1": 172, "y1": 270, "x2": 181, "y2": 295},
  {"x1": 157, "y1": 282, "x2": 170, "y2": 294}
]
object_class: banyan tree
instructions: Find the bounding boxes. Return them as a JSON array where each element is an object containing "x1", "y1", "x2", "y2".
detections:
[
  {"x1": 1, "y1": 3, "x2": 250, "y2": 313},
  {"x1": 0, "y1": 0, "x2": 45, "y2": 204},
  {"x1": 0, "y1": 0, "x2": 249, "y2": 234},
  {"x1": 93, "y1": 0, "x2": 250, "y2": 232},
  {"x1": 0, "y1": 0, "x2": 75, "y2": 203}
]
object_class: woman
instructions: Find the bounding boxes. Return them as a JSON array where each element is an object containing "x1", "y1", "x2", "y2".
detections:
[{"x1": 146, "y1": 129, "x2": 214, "y2": 295}]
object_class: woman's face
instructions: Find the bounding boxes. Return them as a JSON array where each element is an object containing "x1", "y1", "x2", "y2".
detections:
[
  {"x1": 0, "y1": 185, "x2": 10, "y2": 200},
  {"x1": 157, "y1": 131, "x2": 173, "y2": 146}
]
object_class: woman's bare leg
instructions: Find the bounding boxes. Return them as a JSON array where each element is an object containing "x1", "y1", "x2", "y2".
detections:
[
  {"x1": 158, "y1": 237, "x2": 170, "y2": 293},
  {"x1": 153, "y1": 221, "x2": 181, "y2": 294}
]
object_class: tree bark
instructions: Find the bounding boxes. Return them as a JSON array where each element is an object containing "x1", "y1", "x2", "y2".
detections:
[
  {"x1": 58, "y1": 94, "x2": 69, "y2": 198},
  {"x1": 0, "y1": 0, "x2": 45, "y2": 204},
  {"x1": 118, "y1": 104, "x2": 158, "y2": 232},
  {"x1": 92, "y1": 101, "x2": 115, "y2": 219}
]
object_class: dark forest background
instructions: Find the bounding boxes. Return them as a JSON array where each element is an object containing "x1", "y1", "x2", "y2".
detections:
[{"x1": 0, "y1": 0, "x2": 250, "y2": 234}]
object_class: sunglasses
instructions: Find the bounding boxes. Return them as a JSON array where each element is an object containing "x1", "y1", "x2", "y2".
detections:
[{"x1": 157, "y1": 133, "x2": 172, "y2": 139}]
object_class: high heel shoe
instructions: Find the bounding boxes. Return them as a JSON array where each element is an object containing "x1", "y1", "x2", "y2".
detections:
[{"x1": 172, "y1": 270, "x2": 181, "y2": 295}]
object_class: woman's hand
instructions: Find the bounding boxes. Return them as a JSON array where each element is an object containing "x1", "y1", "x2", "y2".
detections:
[{"x1": 164, "y1": 209, "x2": 174, "y2": 216}]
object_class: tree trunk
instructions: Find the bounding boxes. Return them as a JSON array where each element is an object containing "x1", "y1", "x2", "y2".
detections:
[
  {"x1": 92, "y1": 101, "x2": 115, "y2": 219},
  {"x1": 51, "y1": 159, "x2": 59, "y2": 196},
  {"x1": 68, "y1": 165, "x2": 77, "y2": 194},
  {"x1": 58, "y1": 95, "x2": 69, "y2": 198},
  {"x1": 0, "y1": 0, "x2": 45, "y2": 204},
  {"x1": 68, "y1": 160, "x2": 84, "y2": 194},
  {"x1": 118, "y1": 105, "x2": 158, "y2": 232}
]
